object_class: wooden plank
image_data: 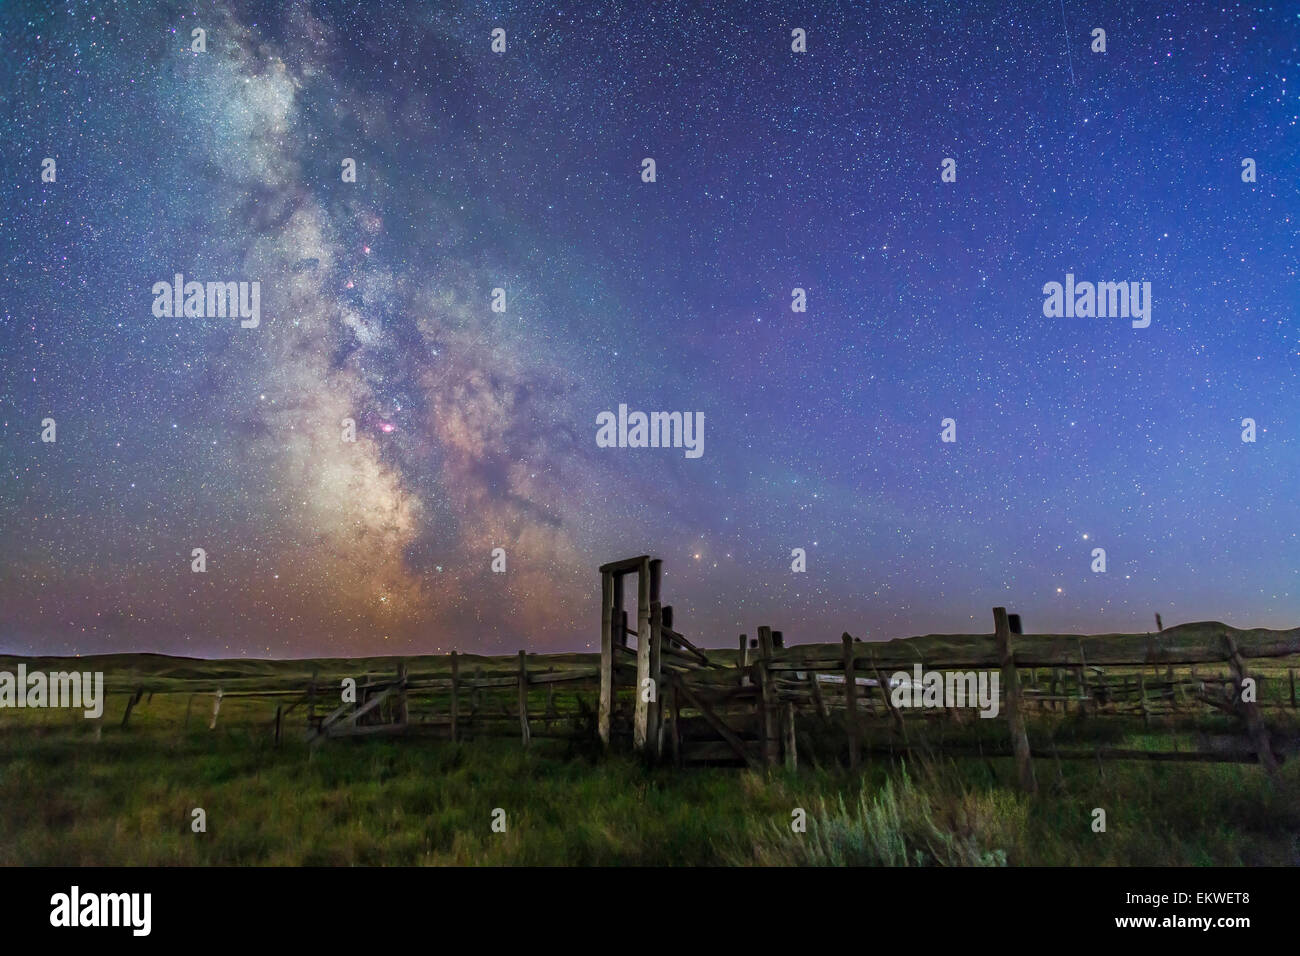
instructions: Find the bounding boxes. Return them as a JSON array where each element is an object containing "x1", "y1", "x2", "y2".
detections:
[
  {"x1": 659, "y1": 626, "x2": 709, "y2": 663},
  {"x1": 599, "y1": 555, "x2": 652, "y2": 574},
  {"x1": 338, "y1": 686, "x2": 394, "y2": 732},
  {"x1": 514, "y1": 668, "x2": 600, "y2": 684},
  {"x1": 765, "y1": 622, "x2": 1300, "y2": 671},
  {"x1": 672, "y1": 676, "x2": 758, "y2": 770},
  {"x1": 995, "y1": 607, "x2": 1036, "y2": 793},
  {"x1": 518, "y1": 650, "x2": 531, "y2": 747},
  {"x1": 311, "y1": 699, "x2": 352, "y2": 738}
]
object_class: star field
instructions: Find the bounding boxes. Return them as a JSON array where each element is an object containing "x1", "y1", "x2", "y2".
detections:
[{"x1": 0, "y1": 0, "x2": 1297, "y2": 657}]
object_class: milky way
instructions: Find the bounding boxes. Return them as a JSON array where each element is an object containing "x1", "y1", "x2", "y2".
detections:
[{"x1": 1, "y1": 1, "x2": 1296, "y2": 657}]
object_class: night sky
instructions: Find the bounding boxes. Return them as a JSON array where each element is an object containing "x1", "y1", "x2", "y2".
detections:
[{"x1": 1, "y1": 1, "x2": 1296, "y2": 658}]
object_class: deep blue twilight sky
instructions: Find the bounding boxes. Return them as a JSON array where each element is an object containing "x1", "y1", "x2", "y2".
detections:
[{"x1": 1, "y1": 1, "x2": 1296, "y2": 657}]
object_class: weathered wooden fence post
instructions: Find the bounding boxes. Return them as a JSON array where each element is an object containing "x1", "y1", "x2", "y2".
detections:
[
  {"x1": 598, "y1": 569, "x2": 614, "y2": 747},
  {"x1": 782, "y1": 702, "x2": 797, "y2": 771},
  {"x1": 274, "y1": 704, "x2": 283, "y2": 747},
  {"x1": 1223, "y1": 633, "x2": 1277, "y2": 775},
  {"x1": 450, "y1": 651, "x2": 460, "y2": 743},
  {"x1": 1290, "y1": 669, "x2": 1297, "y2": 710},
  {"x1": 870, "y1": 652, "x2": 906, "y2": 740},
  {"x1": 545, "y1": 671, "x2": 556, "y2": 731},
  {"x1": 633, "y1": 558, "x2": 654, "y2": 753},
  {"x1": 613, "y1": 568, "x2": 627, "y2": 728},
  {"x1": 842, "y1": 633, "x2": 859, "y2": 770},
  {"x1": 1075, "y1": 641, "x2": 1090, "y2": 717},
  {"x1": 994, "y1": 607, "x2": 1036, "y2": 794},
  {"x1": 517, "y1": 650, "x2": 531, "y2": 747},
  {"x1": 757, "y1": 625, "x2": 778, "y2": 767},
  {"x1": 807, "y1": 669, "x2": 828, "y2": 722},
  {"x1": 648, "y1": 606, "x2": 664, "y2": 761},
  {"x1": 209, "y1": 687, "x2": 223, "y2": 731},
  {"x1": 395, "y1": 661, "x2": 409, "y2": 726},
  {"x1": 647, "y1": 559, "x2": 664, "y2": 761}
]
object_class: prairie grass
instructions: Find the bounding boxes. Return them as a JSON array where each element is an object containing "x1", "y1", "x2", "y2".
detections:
[{"x1": 0, "y1": 674, "x2": 1297, "y2": 865}]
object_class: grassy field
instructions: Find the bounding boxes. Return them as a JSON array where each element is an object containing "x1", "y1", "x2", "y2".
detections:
[{"x1": 1, "y1": 652, "x2": 1298, "y2": 866}]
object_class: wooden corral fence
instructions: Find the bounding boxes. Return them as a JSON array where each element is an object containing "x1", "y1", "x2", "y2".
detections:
[
  {"x1": 126, "y1": 555, "x2": 1300, "y2": 788},
  {"x1": 590, "y1": 556, "x2": 1300, "y2": 783}
]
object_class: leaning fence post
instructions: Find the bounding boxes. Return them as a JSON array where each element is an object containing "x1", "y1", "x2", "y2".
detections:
[
  {"x1": 121, "y1": 686, "x2": 144, "y2": 729},
  {"x1": 1290, "y1": 669, "x2": 1297, "y2": 710},
  {"x1": 870, "y1": 652, "x2": 906, "y2": 740},
  {"x1": 807, "y1": 669, "x2": 828, "y2": 722},
  {"x1": 994, "y1": 607, "x2": 1036, "y2": 794},
  {"x1": 274, "y1": 704, "x2": 283, "y2": 747},
  {"x1": 1223, "y1": 633, "x2": 1278, "y2": 775},
  {"x1": 517, "y1": 650, "x2": 531, "y2": 747},
  {"x1": 842, "y1": 633, "x2": 859, "y2": 770}
]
